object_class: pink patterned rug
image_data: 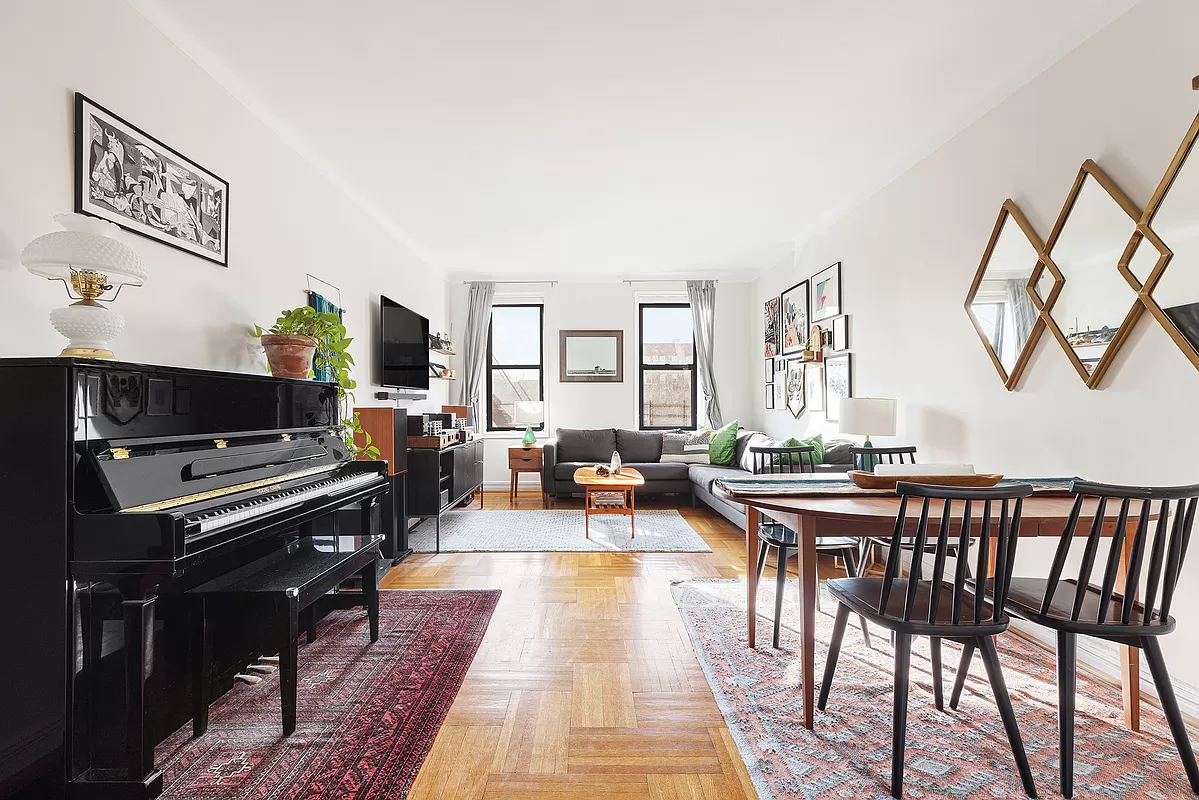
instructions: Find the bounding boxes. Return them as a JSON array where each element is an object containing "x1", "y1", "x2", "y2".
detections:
[{"x1": 672, "y1": 579, "x2": 1197, "y2": 799}]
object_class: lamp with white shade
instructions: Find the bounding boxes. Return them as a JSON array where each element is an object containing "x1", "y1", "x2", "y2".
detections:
[
  {"x1": 21, "y1": 213, "x2": 147, "y2": 360},
  {"x1": 514, "y1": 400, "x2": 544, "y2": 447},
  {"x1": 839, "y1": 397, "x2": 897, "y2": 470}
]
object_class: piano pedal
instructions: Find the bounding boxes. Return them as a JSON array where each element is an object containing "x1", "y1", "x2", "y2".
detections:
[
  {"x1": 247, "y1": 663, "x2": 278, "y2": 674},
  {"x1": 260, "y1": 655, "x2": 280, "y2": 664},
  {"x1": 234, "y1": 673, "x2": 263, "y2": 685}
]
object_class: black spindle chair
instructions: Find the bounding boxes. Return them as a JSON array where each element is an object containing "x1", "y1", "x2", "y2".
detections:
[
  {"x1": 818, "y1": 482, "x2": 1038, "y2": 799},
  {"x1": 851, "y1": 445, "x2": 918, "y2": 472},
  {"x1": 949, "y1": 480, "x2": 1199, "y2": 798},
  {"x1": 749, "y1": 445, "x2": 873, "y2": 649}
]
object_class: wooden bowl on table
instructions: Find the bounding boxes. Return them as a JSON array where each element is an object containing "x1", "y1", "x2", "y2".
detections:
[{"x1": 847, "y1": 470, "x2": 1004, "y2": 490}]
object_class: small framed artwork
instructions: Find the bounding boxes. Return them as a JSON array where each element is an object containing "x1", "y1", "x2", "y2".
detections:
[
  {"x1": 804, "y1": 363, "x2": 825, "y2": 412},
  {"x1": 765, "y1": 359, "x2": 775, "y2": 383},
  {"x1": 774, "y1": 356, "x2": 785, "y2": 372},
  {"x1": 765, "y1": 387, "x2": 775, "y2": 410},
  {"x1": 772, "y1": 378, "x2": 786, "y2": 410},
  {"x1": 559, "y1": 330, "x2": 624, "y2": 382},
  {"x1": 75, "y1": 93, "x2": 230, "y2": 266},
  {"x1": 764, "y1": 296, "x2": 781, "y2": 358},
  {"x1": 780, "y1": 281, "x2": 809, "y2": 355},
  {"x1": 784, "y1": 358, "x2": 806, "y2": 418},
  {"x1": 831, "y1": 315, "x2": 850, "y2": 352},
  {"x1": 811, "y1": 262, "x2": 842, "y2": 322},
  {"x1": 824, "y1": 353, "x2": 853, "y2": 422}
]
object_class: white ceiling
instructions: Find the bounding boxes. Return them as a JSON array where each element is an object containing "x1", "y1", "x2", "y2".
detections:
[{"x1": 131, "y1": 0, "x2": 1140, "y2": 280}]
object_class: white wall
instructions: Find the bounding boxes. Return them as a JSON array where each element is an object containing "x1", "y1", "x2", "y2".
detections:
[
  {"x1": 0, "y1": 0, "x2": 449, "y2": 413},
  {"x1": 448, "y1": 280, "x2": 753, "y2": 486},
  {"x1": 750, "y1": 0, "x2": 1199, "y2": 702}
]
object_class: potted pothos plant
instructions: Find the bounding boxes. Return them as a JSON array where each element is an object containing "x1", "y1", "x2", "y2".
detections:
[{"x1": 255, "y1": 307, "x2": 380, "y2": 460}]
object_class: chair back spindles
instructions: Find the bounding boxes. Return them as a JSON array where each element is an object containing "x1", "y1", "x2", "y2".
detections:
[
  {"x1": 876, "y1": 483, "x2": 1032, "y2": 629},
  {"x1": 850, "y1": 445, "x2": 918, "y2": 472},
  {"x1": 1042, "y1": 481, "x2": 1199, "y2": 630},
  {"x1": 749, "y1": 446, "x2": 816, "y2": 475}
]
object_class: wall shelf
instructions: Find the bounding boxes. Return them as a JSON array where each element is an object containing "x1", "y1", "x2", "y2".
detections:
[{"x1": 431, "y1": 347, "x2": 457, "y2": 356}]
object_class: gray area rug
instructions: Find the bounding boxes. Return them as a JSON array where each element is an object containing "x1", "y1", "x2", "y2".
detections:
[{"x1": 409, "y1": 509, "x2": 712, "y2": 553}]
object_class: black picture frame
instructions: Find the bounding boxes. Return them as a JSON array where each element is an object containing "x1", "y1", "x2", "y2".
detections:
[
  {"x1": 811, "y1": 262, "x2": 842, "y2": 322},
  {"x1": 765, "y1": 386, "x2": 775, "y2": 410},
  {"x1": 780, "y1": 280, "x2": 809, "y2": 355},
  {"x1": 823, "y1": 353, "x2": 853, "y2": 422},
  {"x1": 765, "y1": 359, "x2": 775, "y2": 383},
  {"x1": 75, "y1": 93, "x2": 230, "y2": 267},
  {"x1": 831, "y1": 315, "x2": 850, "y2": 352}
]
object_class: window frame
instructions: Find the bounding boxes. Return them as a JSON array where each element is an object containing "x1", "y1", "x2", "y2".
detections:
[
  {"x1": 638, "y1": 302, "x2": 698, "y2": 431},
  {"x1": 486, "y1": 303, "x2": 546, "y2": 432}
]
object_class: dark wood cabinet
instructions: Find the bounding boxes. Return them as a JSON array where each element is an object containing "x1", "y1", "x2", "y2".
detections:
[{"x1": 407, "y1": 439, "x2": 484, "y2": 552}]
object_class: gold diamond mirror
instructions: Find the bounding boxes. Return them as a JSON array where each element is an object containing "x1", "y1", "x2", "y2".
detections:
[
  {"x1": 1041, "y1": 160, "x2": 1156, "y2": 389},
  {"x1": 1141, "y1": 111, "x2": 1199, "y2": 372},
  {"x1": 964, "y1": 200, "x2": 1050, "y2": 390}
]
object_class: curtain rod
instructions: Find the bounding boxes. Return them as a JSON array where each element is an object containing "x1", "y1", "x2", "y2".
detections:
[
  {"x1": 462, "y1": 280, "x2": 558, "y2": 286},
  {"x1": 623, "y1": 279, "x2": 717, "y2": 285}
]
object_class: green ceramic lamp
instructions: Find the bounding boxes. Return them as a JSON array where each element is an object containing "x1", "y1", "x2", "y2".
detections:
[
  {"x1": 839, "y1": 397, "x2": 896, "y2": 472},
  {"x1": 515, "y1": 400, "x2": 543, "y2": 448}
]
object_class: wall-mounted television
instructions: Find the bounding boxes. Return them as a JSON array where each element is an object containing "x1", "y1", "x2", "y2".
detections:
[{"x1": 380, "y1": 296, "x2": 430, "y2": 390}]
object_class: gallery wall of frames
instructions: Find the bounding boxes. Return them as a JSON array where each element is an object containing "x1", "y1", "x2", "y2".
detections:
[
  {"x1": 965, "y1": 108, "x2": 1199, "y2": 391},
  {"x1": 763, "y1": 261, "x2": 852, "y2": 420}
]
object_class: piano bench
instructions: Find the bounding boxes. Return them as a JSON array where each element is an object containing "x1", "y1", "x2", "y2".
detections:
[{"x1": 188, "y1": 536, "x2": 383, "y2": 737}]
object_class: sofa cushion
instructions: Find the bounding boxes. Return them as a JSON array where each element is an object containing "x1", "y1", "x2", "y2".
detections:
[
  {"x1": 738, "y1": 432, "x2": 779, "y2": 473},
  {"x1": 733, "y1": 428, "x2": 761, "y2": 469},
  {"x1": 687, "y1": 464, "x2": 748, "y2": 492},
  {"x1": 556, "y1": 428, "x2": 617, "y2": 463},
  {"x1": 662, "y1": 430, "x2": 711, "y2": 464},
  {"x1": 708, "y1": 420, "x2": 739, "y2": 465},
  {"x1": 823, "y1": 438, "x2": 856, "y2": 465},
  {"x1": 616, "y1": 429, "x2": 662, "y2": 462},
  {"x1": 624, "y1": 462, "x2": 689, "y2": 481},
  {"x1": 553, "y1": 461, "x2": 594, "y2": 481}
]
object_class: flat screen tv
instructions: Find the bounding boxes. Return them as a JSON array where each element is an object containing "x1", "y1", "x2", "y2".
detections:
[{"x1": 380, "y1": 296, "x2": 430, "y2": 390}]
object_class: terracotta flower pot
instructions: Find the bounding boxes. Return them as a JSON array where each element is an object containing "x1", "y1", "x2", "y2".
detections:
[{"x1": 261, "y1": 334, "x2": 317, "y2": 379}]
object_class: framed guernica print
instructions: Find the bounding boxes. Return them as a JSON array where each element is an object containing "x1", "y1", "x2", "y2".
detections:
[{"x1": 75, "y1": 93, "x2": 230, "y2": 266}]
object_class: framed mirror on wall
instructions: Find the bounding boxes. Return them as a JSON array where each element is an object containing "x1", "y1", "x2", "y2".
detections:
[
  {"x1": 964, "y1": 200, "x2": 1054, "y2": 390},
  {"x1": 1039, "y1": 159, "x2": 1158, "y2": 388},
  {"x1": 1140, "y1": 111, "x2": 1199, "y2": 371}
]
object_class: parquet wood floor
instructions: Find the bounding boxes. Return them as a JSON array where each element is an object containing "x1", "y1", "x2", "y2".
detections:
[{"x1": 383, "y1": 490, "x2": 842, "y2": 800}]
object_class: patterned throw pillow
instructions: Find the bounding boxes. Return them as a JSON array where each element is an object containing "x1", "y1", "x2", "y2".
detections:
[{"x1": 661, "y1": 431, "x2": 712, "y2": 464}]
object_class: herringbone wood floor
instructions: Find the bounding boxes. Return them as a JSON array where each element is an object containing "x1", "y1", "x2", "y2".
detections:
[{"x1": 382, "y1": 490, "x2": 843, "y2": 800}]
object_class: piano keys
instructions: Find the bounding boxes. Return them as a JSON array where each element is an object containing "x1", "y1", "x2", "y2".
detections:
[{"x1": 0, "y1": 358, "x2": 389, "y2": 800}]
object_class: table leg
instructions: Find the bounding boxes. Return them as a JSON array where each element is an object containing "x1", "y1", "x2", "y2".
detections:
[
  {"x1": 630, "y1": 487, "x2": 636, "y2": 539},
  {"x1": 1117, "y1": 533, "x2": 1141, "y2": 731},
  {"x1": 510, "y1": 472, "x2": 516, "y2": 502},
  {"x1": 797, "y1": 516, "x2": 817, "y2": 730},
  {"x1": 585, "y1": 489, "x2": 591, "y2": 539},
  {"x1": 745, "y1": 505, "x2": 760, "y2": 649}
]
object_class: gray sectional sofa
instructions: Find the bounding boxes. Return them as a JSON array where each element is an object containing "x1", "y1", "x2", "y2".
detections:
[{"x1": 543, "y1": 427, "x2": 854, "y2": 528}]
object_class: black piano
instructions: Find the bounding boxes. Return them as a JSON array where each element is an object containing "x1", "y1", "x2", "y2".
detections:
[{"x1": 0, "y1": 358, "x2": 389, "y2": 799}]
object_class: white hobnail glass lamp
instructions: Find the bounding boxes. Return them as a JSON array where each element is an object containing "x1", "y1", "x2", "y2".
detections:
[
  {"x1": 514, "y1": 400, "x2": 543, "y2": 447},
  {"x1": 839, "y1": 397, "x2": 897, "y2": 471},
  {"x1": 21, "y1": 213, "x2": 147, "y2": 360}
]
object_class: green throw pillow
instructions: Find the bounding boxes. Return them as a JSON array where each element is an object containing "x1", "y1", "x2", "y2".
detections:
[
  {"x1": 779, "y1": 434, "x2": 824, "y2": 466},
  {"x1": 709, "y1": 420, "x2": 739, "y2": 465}
]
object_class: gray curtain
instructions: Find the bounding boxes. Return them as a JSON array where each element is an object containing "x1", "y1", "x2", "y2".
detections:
[
  {"x1": 1005, "y1": 278, "x2": 1037, "y2": 352},
  {"x1": 461, "y1": 281, "x2": 495, "y2": 431},
  {"x1": 686, "y1": 280, "x2": 722, "y2": 429}
]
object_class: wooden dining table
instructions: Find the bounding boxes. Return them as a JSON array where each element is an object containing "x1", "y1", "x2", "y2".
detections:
[{"x1": 715, "y1": 482, "x2": 1144, "y2": 732}]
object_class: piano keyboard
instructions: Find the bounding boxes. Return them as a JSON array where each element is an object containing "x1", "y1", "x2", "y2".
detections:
[{"x1": 187, "y1": 471, "x2": 382, "y2": 535}]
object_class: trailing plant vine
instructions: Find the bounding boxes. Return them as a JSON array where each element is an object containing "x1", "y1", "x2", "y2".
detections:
[{"x1": 256, "y1": 306, "x2": 380, "y2": 460}]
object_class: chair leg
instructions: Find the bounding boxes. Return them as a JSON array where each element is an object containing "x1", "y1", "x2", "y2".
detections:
[
  {"x1": 1142, "y1": 637, "x2": 1199, "y2": 793},
  {"x1": 891, "y1": 633, "x2": 913, "y2": 799},
  {"x1": 949, "y1": 641, "x2": 976, "y2": 710},
  {"x1": 756, "y1": 542, "x2": 769, "y2": 585},
  {"x1": 930, "y1": 637, "x2": 944, "y2": 711},
  {"x1": 842, "y1": 548, "x2": 873, "y2": 649},
  {"x1": 1056, "y1": 631, "x2": 1076, "y2": 798},
  {"x1": 361, "y1": 560, "x2": 380, "y2": 643},
  {"x1": 978, "y1": 637, "x2": 1037, "y2": 798},
  {"x1": 773, "y1": 545, "x2": 787, "y2": 649},
  {"x1": 817, "y1": 603, "x2": 850, "y2": 710}
]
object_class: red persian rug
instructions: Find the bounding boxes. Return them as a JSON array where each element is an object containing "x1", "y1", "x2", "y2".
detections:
[
  {"x1": 672, "y1": 579, "x2": 1197, "y2": 799},
  {"x1": 156, "y1": 589, "x2": 499, "y2": 799}
]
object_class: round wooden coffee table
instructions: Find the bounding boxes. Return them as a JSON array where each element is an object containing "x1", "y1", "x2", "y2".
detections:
[{"x1": 572, "y1": 466, "x2": 645, "y2": 538}]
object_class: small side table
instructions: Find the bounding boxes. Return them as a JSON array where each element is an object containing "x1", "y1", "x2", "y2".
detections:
[{"x1": 508, "y1": 446, "x2": 544, "y2": 505}]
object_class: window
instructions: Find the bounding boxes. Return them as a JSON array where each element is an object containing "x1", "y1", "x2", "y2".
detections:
[
  {"x1": 639, "y1": 303, "x2": 696, "y2": 430},
  {"x1": 487, "y1": 304, "x2": 545, "y2": 431}
]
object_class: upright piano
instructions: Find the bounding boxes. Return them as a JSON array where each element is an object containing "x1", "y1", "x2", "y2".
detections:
[{"x1": 0, "y1": 358, "x2": 389, "y2": 799}]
